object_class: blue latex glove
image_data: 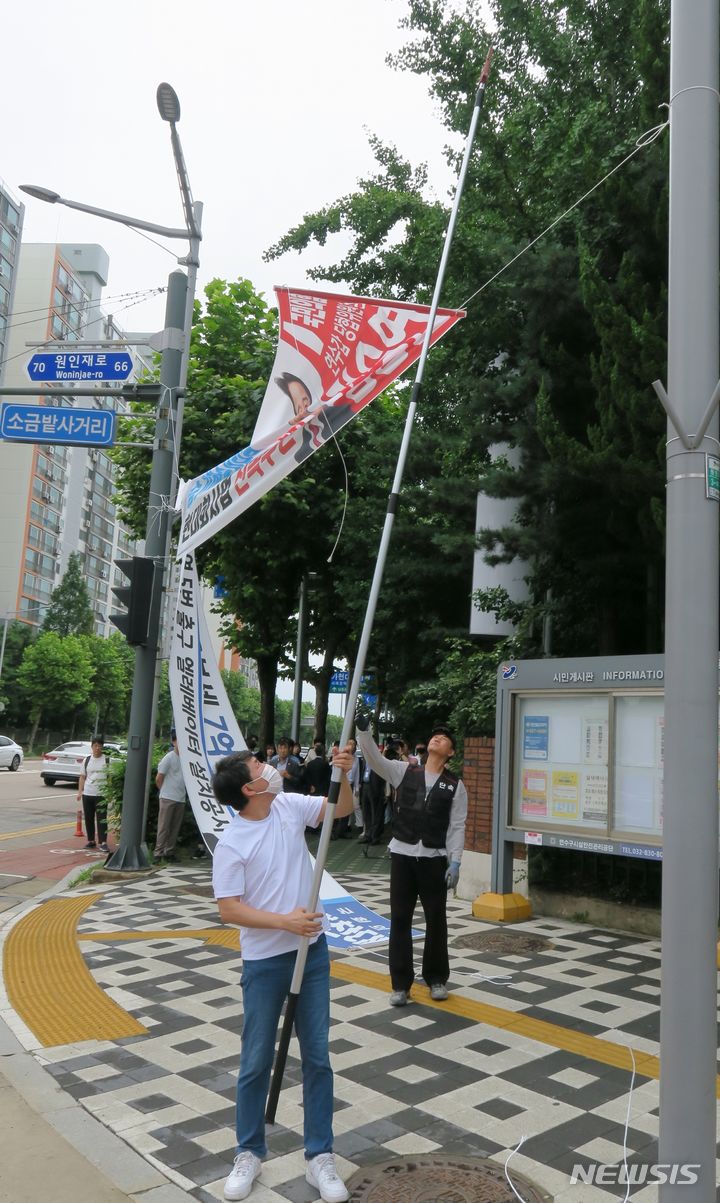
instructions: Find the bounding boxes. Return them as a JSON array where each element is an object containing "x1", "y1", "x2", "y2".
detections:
[{"x1": 445, "y1": 860, "x2": 461, "y2": 890}]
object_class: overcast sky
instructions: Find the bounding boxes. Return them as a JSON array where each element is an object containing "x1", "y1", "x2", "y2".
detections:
[
  {"x1": 4, "y1": 0, "x2": 482, "y2": 712},
  {"x1": 4, "y1": 0, "x2": 468, "y2": 334}
]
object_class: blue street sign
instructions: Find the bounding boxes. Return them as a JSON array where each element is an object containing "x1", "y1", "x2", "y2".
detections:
[
  {"x1": 0, "y1": 403, "x2": 116, "y2": 447},
  {"x1": 26, "y1": 350, "x2": 133, "y2": 382},
  {"x1": 329, "y1": 670, "x2": 375, "y2": 696},
  {"x1": 329, "y1": 670, "x2": 349, "y2": 694}
]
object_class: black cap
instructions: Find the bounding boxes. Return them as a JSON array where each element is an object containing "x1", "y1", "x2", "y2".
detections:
[{"x1": 429, "y1": 725, "x2": 455, "y2": 751}]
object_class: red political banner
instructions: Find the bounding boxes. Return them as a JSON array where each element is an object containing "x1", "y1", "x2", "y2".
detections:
[{"x1": 177, "y1": 287, "x2": 464, "y2": 554}]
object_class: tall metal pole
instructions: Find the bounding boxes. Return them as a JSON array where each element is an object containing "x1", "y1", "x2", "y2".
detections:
[
  {"x1": 290, "y1": 575, "x2": 308, "y2": 744},
  {"x1": 106, "y1": 271, "x2": 188, "y2": 870},
  {"x1": 266, "y1": 48, "x2": 493, "y2": 1123},
  {"x1": 659, "y1": 3, "x2": 719, "y2": 1198}
]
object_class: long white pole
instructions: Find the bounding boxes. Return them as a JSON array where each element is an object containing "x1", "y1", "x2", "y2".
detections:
[{"x1": 266, "y1": 48, "x2": 494, "y2": 1122}]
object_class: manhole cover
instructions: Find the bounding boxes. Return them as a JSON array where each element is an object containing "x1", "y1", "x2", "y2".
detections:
[
  {"x1": 345, "y1": 1155, "x2": 549, "y2": 1203},
  {"x1": 452, "y1": 931, "x2": 552, "y2": 954}
]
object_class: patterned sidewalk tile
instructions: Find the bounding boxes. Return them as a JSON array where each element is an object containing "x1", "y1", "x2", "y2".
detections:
[{"x1": 27, "y1": 866, "x2": 712, "y2": 1202}]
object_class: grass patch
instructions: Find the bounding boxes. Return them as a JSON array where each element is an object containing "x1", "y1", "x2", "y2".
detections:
[{"x1": 68, "y1": 864, "x2": 102, "y2": 889}]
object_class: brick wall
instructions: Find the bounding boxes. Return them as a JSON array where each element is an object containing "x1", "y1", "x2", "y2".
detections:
[
  {"x1": 462, "y1": 736, "x2": 495, "y2": 854},
  {"x1": 462, "y1": 735, "x2": 526, "y2": 862}
]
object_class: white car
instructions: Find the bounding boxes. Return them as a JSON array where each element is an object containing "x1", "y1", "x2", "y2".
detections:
[
  {"x1": 41, "y1": 741, "x2": 124, "y2": 787},
  {"x1": 0, "y1": 736, "x2": 23, "y2": 772}
]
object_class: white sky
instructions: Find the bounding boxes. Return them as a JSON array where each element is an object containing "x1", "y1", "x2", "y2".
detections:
[
  {"x1": 4, "y1": 0, "x2": 480, "y2": 712},
  {"x1": 4, "y1": 0, "x2": 464, "y2": 335}
]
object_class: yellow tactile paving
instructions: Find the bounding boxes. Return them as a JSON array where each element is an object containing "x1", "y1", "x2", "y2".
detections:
[
  {"x1": 330, "y1": 961, "x2": 668, "y2": 1082},
  {"x1": 3, "y1": 894, "x2": 147, "y2": 1047},
  {"x1": 79, "y1": 927, "x2": 241, "y2": 950},
  {"x1": 6, "y1": 899, "x2": 712, "y2": 1096}
]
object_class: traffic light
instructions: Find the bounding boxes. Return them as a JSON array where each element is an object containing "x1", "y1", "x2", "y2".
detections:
[{"x1": 109, "y1": 557, "x2": 156, "y2": 646}]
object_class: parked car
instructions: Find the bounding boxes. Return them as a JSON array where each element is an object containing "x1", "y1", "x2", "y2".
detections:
[
  {"x1": 41, "y1": 741, "x2": 124, "y2": 787},
  {"x1": 0, "y1": 736, "x2": 23, "y2": 772}
]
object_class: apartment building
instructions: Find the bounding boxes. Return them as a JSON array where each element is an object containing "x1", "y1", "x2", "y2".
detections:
[
  {"x1": 0, "y1": 241, "x2": 142, "y2": 632},
  {"x1": 0, "y1": 180, "x2": 24, "y2": 384}
]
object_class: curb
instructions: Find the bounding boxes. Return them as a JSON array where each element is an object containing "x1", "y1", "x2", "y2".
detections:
[{"x1": 0, "y1": 866, "x2": 198, "y2": 1202}]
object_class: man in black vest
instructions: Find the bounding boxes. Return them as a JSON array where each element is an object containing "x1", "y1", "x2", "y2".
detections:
[{"x1": 355, "y1": 718, "x2": 468, "y2": 1006}]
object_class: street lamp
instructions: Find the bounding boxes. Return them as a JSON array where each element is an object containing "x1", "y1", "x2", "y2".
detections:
[{"x1": 19, "y1": 84, "x2": 202, "y2": 871}]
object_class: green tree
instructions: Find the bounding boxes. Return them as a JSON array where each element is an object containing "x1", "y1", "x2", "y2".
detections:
[
  {"x1": 265, "y1": 0, "x2": 671, "y2": 728},
  {"x1": 77, "y1": 634, "x2": 131, "y2": 736},
  {"x1": 0, "y1": 621, "x2": 36, "y2": 724},
  {"x1": 16, "y1": 632, "x2": 94, "y2": 747},
  {"x1": 220, "y1": 670, "x2": 261, "y2": 735},
  {"x1": 42, "y1": 553, "x2": 95, "y2": 637}
]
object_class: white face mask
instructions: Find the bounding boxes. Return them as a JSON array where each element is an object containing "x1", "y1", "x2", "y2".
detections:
[{"x1": 258, "y1": 762, "x2": 283, "y2": 795}]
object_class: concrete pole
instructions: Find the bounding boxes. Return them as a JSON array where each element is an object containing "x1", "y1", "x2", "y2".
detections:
[
  {"x1": 106, "y1": 270, "x2": 188, "y2": 870},
  {"x1": 659, "y1": 3, "x2": 719, "y2": 1198},
  {"x1": 0, "y1": 614, "x2": 10, "y2": 683},
  {"x1": 290, "y1": 575, "x2": 308, "y2": 744}
]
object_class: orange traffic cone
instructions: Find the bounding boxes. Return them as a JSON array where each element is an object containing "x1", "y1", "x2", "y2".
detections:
[{"x1": 75, "y1": 808, "x2": 84, "y2": 838}]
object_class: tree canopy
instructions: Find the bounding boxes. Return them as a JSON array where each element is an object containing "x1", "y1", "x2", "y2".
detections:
[
  {"x1": 41, "y1": 552, "x2": 95, "y2": 638},
  {"x1": 264, "y1": 0, "x2": 671, "y2": 731},
  {"x1": 112, "y1": 0, "x2": 672, "y2": 742}
]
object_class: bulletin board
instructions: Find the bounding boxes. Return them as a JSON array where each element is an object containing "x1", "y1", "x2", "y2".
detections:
[
  {"x1": 514, "y1": 695, "x2": 609, "y2": 831},
  {"x1": 492, "y1": 656, "x2": 674, "y2": 882}
]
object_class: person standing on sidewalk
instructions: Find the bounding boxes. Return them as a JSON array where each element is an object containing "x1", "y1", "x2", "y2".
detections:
[
  {"x1": 211, "y1": 745, "x2": 354, "y2": 1203},
  {"x1": 356, "y1": 717, "x2": 468, "y2": 1007},
  {"x1": 153, "y1": 731, "x2": 187, "y2": 864},
  {"x1": 77, "y1": 735, "x2": 109, "y2": 853}
]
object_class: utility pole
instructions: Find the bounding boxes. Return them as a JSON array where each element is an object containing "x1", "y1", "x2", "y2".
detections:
[
  {"x1": 658, "y1": 2, "x2": 719, "y2": 1198},
  {"x1": 106, "y1": 271, "x2": 188, "y2": 869},
  {"x1": 290, "y1": 575, "x2": 308, "y2": 744}
]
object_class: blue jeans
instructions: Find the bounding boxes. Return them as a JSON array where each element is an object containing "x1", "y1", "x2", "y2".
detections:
[{"x1": 236, "y1": 935, "x2": 334, "y2": 1159}]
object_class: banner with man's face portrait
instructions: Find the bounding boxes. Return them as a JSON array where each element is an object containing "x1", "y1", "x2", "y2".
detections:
[{"x1": 176, "y1": 288, "x2": 464, "y2": 555}]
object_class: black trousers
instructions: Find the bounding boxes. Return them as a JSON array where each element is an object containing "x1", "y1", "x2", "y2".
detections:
[
  {"x1": 389, "y1": 852, "x2": 449, "y2": 991},
  {"x1": 82, "y1": 793, "x2": 107, "y2": 843},
  {"x1": 360, "y1": 780, "x2": 385, "y2": 842}
]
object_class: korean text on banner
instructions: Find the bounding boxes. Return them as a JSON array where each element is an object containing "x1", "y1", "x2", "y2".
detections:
[
  {"x1": 177, "y1": 288, "x2": 464, "y2": 555},
  {"x1": 169, "y1": 551, "x2": 248, "y2": 854},
  {"x1": 168, "y1": 551, "x2": 397, "y2": 949}
]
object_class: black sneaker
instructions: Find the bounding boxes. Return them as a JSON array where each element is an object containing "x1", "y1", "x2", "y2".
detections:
[{"x1": 84, "y1": 841, "x2": 97, "y2": 850}]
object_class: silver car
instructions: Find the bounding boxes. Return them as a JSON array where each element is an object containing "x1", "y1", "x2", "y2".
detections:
[
  {"x1": 41, "y1": 741, "x2": 124, "y2": 787},
  {"x1": 0, "y1": 736, "x2": 23, "y2": 772}
]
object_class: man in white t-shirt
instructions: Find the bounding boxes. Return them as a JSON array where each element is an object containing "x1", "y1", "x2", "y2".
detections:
[
  {"x1": 77, "y1": 735, "x2": 109, "y2": 852},
  {"x1": 212, "y1": 745, "x2": 354, "y2": 1203},
  {"x1": 154, "y1": 732, "x2": 187, "y2": 863}
]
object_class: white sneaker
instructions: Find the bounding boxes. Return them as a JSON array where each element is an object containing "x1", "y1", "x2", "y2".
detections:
[
  {"x1": 305, "y1": 1152, "x2": 349, "y2": 1202},
  {"x1": 224, "y1": 1151, "x2": 261, "y2": 1200}
]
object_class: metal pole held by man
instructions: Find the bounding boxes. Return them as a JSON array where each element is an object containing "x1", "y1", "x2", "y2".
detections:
[{"x1": 265, "y1": 46, "x2": 494, "y2": 1123}]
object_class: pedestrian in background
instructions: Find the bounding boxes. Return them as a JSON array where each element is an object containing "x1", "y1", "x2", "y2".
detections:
[
  {"x1": 270, "y1": 737, "x2": 303, "y2": 792},
  {"x1": 77, "y1": 734, "x2": 109, "y2": 852},
  {"x1": 154, "y1": 730, "x2": 187, "y2": 863}
]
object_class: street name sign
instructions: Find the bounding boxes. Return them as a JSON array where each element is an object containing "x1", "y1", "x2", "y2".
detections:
[
  {"x1": 26, "y1": 350, "x2": 133, "y2": 382},
  {"x1": 0, "y1": 403, "x2": 116, "y2": 447}
]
